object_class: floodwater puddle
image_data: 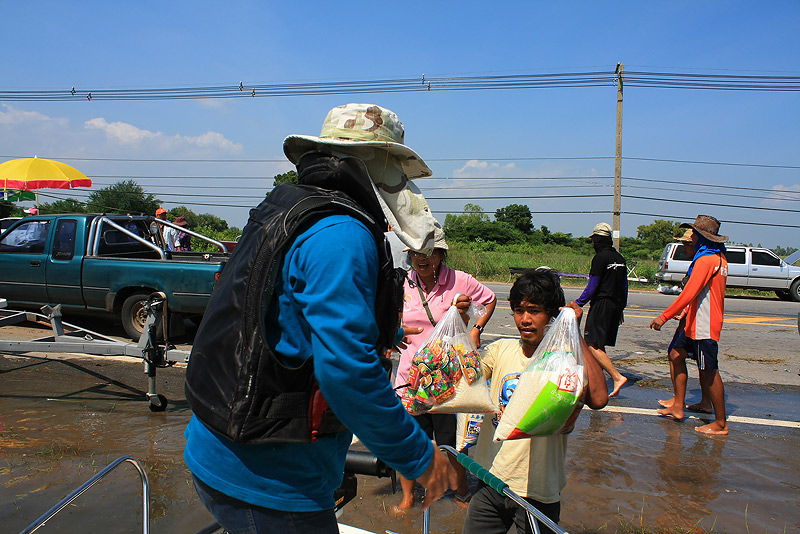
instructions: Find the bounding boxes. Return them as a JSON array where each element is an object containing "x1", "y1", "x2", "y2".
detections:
[{"x1": 1, "y1": 354, "x2": 798, "y2": 533}]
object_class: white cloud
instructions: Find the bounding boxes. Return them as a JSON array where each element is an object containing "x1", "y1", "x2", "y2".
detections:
[
  {"x1": 762, "y1": 184, "x2": 800, "y2": 206},
  {"x1": 453, "y1": 159, "x2": 517, "y2": 178},
  {"x1": 0, "y1": 104, "x2": 68, "y2": 127},
  {"x1": 84, "y1": 117, "x2": 243, "y2": 153}
]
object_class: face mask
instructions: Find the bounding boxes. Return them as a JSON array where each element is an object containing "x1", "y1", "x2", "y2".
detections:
[{"x1": 329, "y1": 147, "x2": 437, "y2": 252}]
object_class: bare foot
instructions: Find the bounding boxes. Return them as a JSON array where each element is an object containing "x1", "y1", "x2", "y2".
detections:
[
  {"x1": 658, "y1": 398, "x2": 674, "y2": 408},
  {"x1": 389, "y1": 503, "x2": 413, "y2": 517},
  {"x1": 686, "y1": 403, "x2": 712, "y2": 414},
  {"x1": 390, "y1": 497, "x2": 415, "y2": 516},
  {"x1": 657, "y1": 407, "x2": 684, "y2": 421},
  {"x1": 454, "y1": 489, "x2": 472, "y2": 509},
  {"x1": 695, "y1": 422, "x2": 729, "y2": 435},
  {"x1": 609, "y1": 375, "x2": 628, "y2": 397}
]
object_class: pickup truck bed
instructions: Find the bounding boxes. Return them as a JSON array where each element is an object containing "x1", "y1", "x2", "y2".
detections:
[{"x1": 0, "y1": 214, "x2": 228, "y2": 338}]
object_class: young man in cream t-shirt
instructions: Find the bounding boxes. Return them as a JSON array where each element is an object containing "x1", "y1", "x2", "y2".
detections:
[{"x1": 463, "y1": 269, "x2": 608, "y2": 533}]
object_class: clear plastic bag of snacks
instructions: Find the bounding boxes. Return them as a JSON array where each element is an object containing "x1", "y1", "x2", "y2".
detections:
[
  {"x1": 401, "y1": 303, "x2": 496, "y2": 416},
  {"x1": 493, "y1": 307, "x2": 586, "y2": 441}
]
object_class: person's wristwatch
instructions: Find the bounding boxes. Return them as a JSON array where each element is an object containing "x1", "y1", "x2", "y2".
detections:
[{"x1": 473, "y1": 324, "x2": 484, "y2": 334}]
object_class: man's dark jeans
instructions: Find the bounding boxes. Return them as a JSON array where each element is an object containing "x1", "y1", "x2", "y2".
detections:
[{"x1": 192, "y1": 474, "x2": 339, "y2": 534}]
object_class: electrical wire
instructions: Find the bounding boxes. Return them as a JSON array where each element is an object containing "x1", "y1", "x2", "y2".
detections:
[{"x1": 2, "y1": 70, "x2": 799, "y2": 102}]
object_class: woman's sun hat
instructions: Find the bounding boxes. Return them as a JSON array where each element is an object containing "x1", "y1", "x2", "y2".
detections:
[{"x1": 283, "y1": 103, "x2": 432, "y2": 179}]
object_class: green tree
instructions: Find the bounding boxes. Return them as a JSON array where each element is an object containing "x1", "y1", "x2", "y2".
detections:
[
  {"x1": 444, "y1": 204, "x2": 489, "y2": 242},
  {"x1": 0, "y1": 199, "x2": 15, "y2": 218},
  {"x1": 273, "y1": 170, "x2": 298, "y2": 186},
  {"x1": 265, "y1": 170, "x2": 299, "y2": 198},
  {"x1": 636, "y1": 219, "x2": 682, "y2": 249},
  {"x1": 168, "y1": 206, "x2": 229, "y2": 232},
  {"x1": 774, "y1": 245, "x2": 798, "y2": 257},
  {"x1": 444, "y1": 203, "x2": 525, "y2": 245},
  {"x1": 86, "y1": 180, "x2": 161, "y2": 215},
  {"x1": 495, "y1": 203, "x2": 532, "y2": 234},
  {"x1": 463, "y1": 203, "x2": 489, "y2": 222},
  {"x1": 37, "y1": 198, "x2": 87, "y2": 214}
]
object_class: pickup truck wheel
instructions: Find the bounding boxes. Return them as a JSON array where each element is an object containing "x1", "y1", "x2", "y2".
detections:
[
  {"x1": 121, "y1": 293, "x2": 160, "y2": 340},
  {"x1": 790, "y1": 279, "x2": 800, "y2": 303}
]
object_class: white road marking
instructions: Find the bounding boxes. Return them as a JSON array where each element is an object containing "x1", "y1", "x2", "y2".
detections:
[{"x1": 600, "y1": 405, "x2": 800, "y2": 429}]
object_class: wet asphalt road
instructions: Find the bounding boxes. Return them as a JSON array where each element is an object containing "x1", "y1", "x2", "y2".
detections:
[{"x1": 0, "y1": 284, "x2": 798, "y2": 533}]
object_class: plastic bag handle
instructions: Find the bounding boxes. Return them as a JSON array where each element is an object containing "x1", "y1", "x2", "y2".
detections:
[{"x1": 451, "y1": 292, "x2": 488, "y2": 323}]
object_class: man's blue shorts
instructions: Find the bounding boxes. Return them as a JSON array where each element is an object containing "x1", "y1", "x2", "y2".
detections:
[
  {"x1": 685, "y1": 338, "x2": 719, "y2": 371},
  {"x1": 667, "y1": 318, "x2": 694, "y2": 358}
]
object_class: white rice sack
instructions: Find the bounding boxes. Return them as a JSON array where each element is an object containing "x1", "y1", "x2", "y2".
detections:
[{"x1": 493, "y1": 307, "x2": 587, "y2": 441}]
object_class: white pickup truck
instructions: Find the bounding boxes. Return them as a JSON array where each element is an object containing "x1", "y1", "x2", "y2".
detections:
[{"x1": 655, "y1": 244, "x2": 800, "y2": 301}]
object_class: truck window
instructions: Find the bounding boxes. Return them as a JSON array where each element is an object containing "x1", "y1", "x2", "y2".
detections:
[
  {"x1": 0, "y1": 220, "x2": 51, "y2": 253},
  {"x1": 673, "y1": 244, "x2": 691, "y2": 261},
  {"x1": 726, "y1": 250, "x2": 746, "y2": 264},
  {"x1": 53, "y1": 220, "x2": 77, "y2": 260},
  {"x1": 751, "y1": 250, "x2": 781, "y2": 267}
]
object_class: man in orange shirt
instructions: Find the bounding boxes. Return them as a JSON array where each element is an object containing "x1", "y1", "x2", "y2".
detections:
[{"x1": 650, "y1": 215, "x2": 729, "y2": 435}]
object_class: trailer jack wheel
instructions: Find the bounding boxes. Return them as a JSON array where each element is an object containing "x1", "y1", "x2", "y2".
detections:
[{"x1": 148, "y1": 393, "x2": 168, "y2": 412}]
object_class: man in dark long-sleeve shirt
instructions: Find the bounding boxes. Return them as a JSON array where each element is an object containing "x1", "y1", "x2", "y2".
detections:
[{"x1": 569, "y1": 222, "x2": 629, "y2": 396}]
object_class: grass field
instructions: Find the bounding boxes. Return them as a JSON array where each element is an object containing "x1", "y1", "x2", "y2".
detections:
[
  {"x1": 446, "y1": 243, "x2": 658, "y2": 283},
  {"x1": 446, "y1": 243, "x2": 780, "y2": 300}
]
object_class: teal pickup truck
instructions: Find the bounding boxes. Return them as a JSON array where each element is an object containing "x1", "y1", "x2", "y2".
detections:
[{"x1": 0, "y1": 213, "x2": 229, "y2": 338}]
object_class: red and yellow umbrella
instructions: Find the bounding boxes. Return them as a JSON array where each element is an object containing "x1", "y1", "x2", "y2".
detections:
[{"x1": 0, "y1": 157, "x2": 92, "y2": 190}]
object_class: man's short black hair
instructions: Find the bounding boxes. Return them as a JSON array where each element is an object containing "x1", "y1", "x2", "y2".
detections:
[{"x1": 509, "y1": 268, "x2": 565, "y2": 319}]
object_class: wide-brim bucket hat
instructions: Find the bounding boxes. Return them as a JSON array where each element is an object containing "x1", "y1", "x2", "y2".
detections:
[
  {"x1": 680, "y1": 215, "x2": 728, "y2": 243},
  {"x1": 283, "y1": 103, "x2": 432, "y2": 179}
]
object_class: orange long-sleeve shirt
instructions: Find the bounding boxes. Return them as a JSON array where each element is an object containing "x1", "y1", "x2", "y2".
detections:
[{"x1": 659, "y1": 253, "x2": 727, "y2": 341}]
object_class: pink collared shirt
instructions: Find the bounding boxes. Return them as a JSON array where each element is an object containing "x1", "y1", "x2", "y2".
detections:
[{"x1": 394, "y1": 264, "x2": 496, "y2": 389}]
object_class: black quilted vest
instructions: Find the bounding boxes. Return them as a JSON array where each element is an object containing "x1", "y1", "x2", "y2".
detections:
[{"x1": 185, "y1": 154, "x2": 404, "y2": 443}]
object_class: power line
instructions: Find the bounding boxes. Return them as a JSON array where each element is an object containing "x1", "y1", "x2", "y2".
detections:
[
  {"x1": 622, "y1": 194, "x2": 800, "y2": 214},
  {"x1": 2, "y1": 70, "x2": 799, "y2": 102},
  {"x1": 623, "y1": 211, "x2": 800, "y2": 230},
  {"x1": 37, "y1": 190, "x2": 800, "y2": 231},
  {"x1": 5, "y1": 153, "x2": 798, "y2": 169},
  {"x1": 623, "y1": 157, "x2": 800, "y2": 170}
]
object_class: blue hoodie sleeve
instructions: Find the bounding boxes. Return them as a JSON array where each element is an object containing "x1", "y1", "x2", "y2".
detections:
[{"x1": 286, "y1": 217, "x2": 434, "y2": 480}]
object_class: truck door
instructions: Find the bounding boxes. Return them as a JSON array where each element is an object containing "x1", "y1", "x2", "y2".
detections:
[
  {"x1": 0, "y1": 219, "x2": 52, "y2": 304},
  {"x1": 45, "y1": 218, "x2": 85, "y2": 306},
  {"x1": 748, "y1": 249, "x2": 789, "y2": 289},
  {"x1": 725, "y1": 248, "x2": 747, "y2": 288}
]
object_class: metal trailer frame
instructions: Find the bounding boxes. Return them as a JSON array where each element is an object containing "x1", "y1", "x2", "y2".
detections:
[
  {"x1": 430, "y1": 445, "x2": 569, "y2": 534},
  {"x1": 0, "y1": 293, "x2": 189, "y2": 412}
]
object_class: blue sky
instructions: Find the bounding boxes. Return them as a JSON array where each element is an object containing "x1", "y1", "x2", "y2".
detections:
[{"x1": 1, "y1": 1, "x2": 798, "y2": 248}]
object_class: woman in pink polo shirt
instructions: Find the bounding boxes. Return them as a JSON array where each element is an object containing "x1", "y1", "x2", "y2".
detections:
[{"x1": 393, "y1": 226, "x2": 497, "y2": 512}]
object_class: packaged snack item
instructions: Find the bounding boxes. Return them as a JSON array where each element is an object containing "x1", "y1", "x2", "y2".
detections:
[
  {"x1": 401, "y1": 303, "x2": 496, "y2": 415},
  {"x1": 455, "y1": 412, "x2": 485, "y2": 452},
  {"x1": 493, "y1": 307, "x2": 586, "y2": 441}
]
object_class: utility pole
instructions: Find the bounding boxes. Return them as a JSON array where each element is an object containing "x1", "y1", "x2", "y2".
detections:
[{"x1": 613, "y1": 62, "x2": 623, "y2": 250}]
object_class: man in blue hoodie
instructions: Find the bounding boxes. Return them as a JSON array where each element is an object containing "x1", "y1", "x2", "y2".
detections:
[{"x1": 184, "y1": 104, "x2": 456, "y2": 533}]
